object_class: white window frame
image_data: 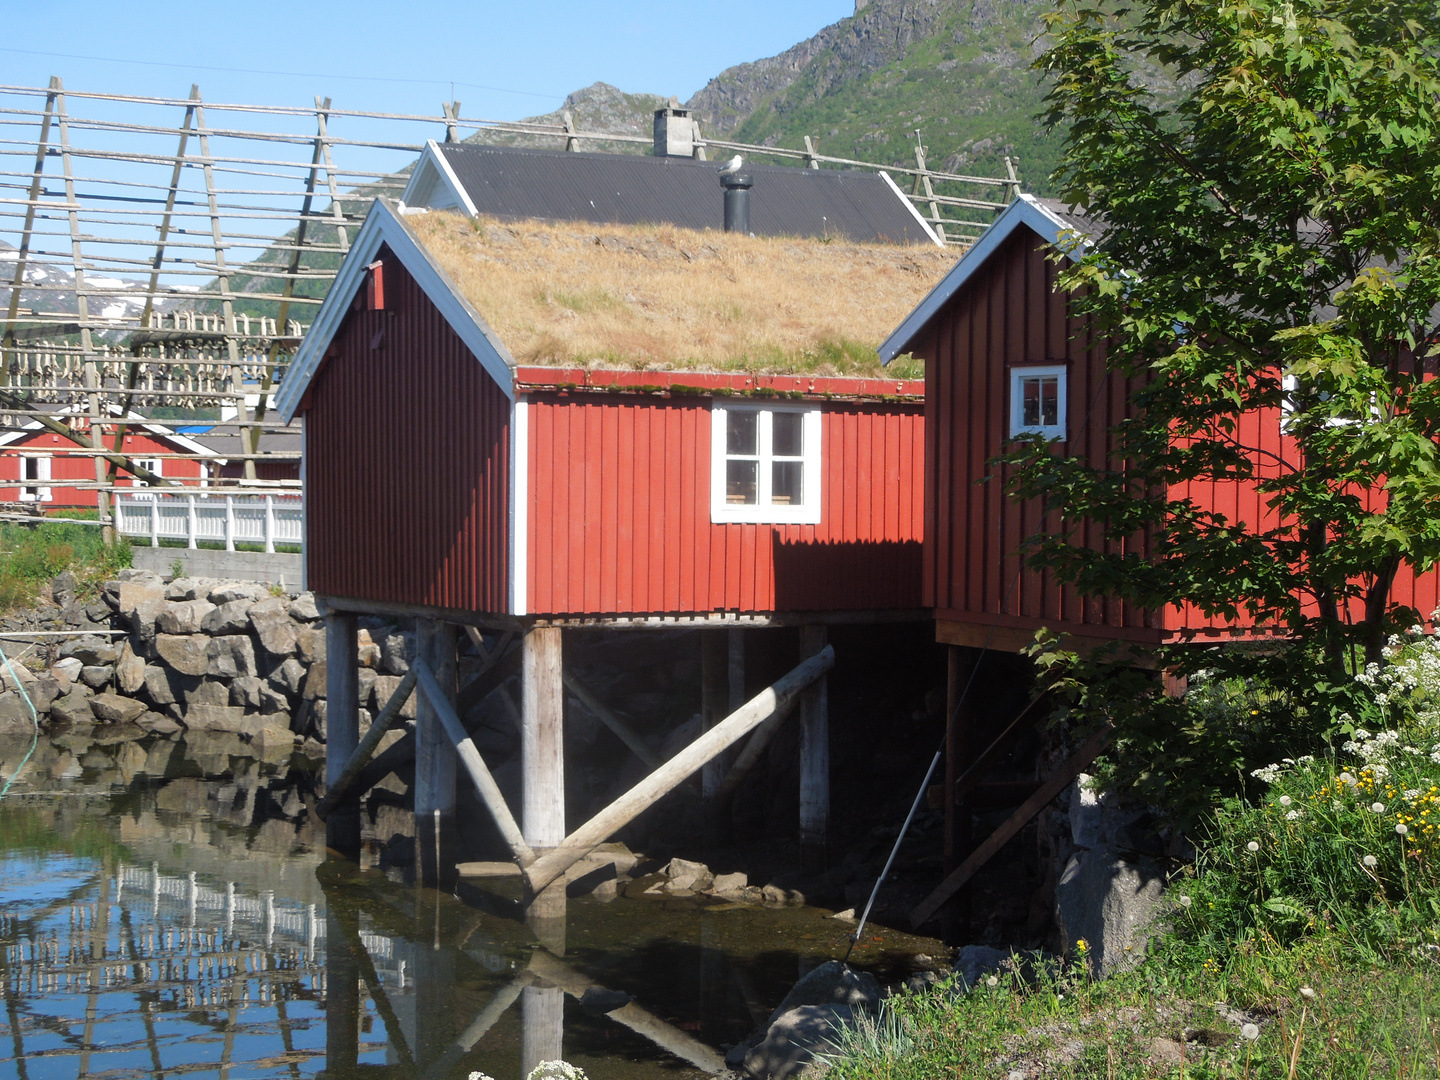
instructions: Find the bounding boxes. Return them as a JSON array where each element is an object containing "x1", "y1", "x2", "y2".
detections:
[
  {"x1": 1009, "y1": 364, "x2": 1068, "y2": 440},
  {"x1": 1280, "y1": 373, "x2": 1380, "y2": 434},
  {"x1": 18, "y1": 453, "x2": 52, "y2": 502},
  {"x1": 710, "y1": 403, "x2": 822, "y2": 525},
  {"x1": 130, "y1": 457, "x2": 162, "y2": 488}
]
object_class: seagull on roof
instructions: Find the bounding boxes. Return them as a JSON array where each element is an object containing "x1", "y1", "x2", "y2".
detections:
[{"x1": 718, "y1": 155, "x2": 744, "y2": 176}]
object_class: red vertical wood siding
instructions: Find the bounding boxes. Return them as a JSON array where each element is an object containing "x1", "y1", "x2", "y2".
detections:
[
  {"x1": 919, "y1": 228, "x2": 1155, "y2": 640},
  {"x1": 919, "y1": 226, "x2": 1440, "y2": 642},
  {"x1": 0, "y1": 428, "x2": 205, "y2": 507},
  {"x1": 526, "y1": 393, "x2": 924, "y2": 615},
  {"x1": 303, "y1": 244, "x2": 510, "y2": 612}
]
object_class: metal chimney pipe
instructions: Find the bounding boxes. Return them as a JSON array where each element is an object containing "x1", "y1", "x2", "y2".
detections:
[{"x1": 721, "y1": 172, "x2": 753, "y2": 234}]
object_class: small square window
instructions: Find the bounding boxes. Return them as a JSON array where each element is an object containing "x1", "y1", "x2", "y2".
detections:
[
  {"x1": 1010, "y1": 365, "x2": 1067, "y2": 440},
  {"x1": 711, "y1": 405, "x2": 822, "y2": 524}
]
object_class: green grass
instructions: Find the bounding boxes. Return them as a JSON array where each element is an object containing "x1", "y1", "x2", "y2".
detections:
[
  {"x1": 0, "y1": 521, "x2": 131, "y2": 613},
  {"x1": 823, "y1": 936, "x2": 1439, "y2": 1079}
]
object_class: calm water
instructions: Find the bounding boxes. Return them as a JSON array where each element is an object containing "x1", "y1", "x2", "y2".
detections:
[{"x1": 0, "y1": 731, "x2": 940, "y2": 1080}]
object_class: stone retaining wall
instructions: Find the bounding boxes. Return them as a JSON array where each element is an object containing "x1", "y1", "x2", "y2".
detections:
[{"x1": 0, "y1": 568, "x2": 413, "y2": 755}]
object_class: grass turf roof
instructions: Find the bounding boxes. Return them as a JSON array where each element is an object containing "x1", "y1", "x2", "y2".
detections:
[{"x1": 407, "y1": 211, "x2": 957, "y2": 379}]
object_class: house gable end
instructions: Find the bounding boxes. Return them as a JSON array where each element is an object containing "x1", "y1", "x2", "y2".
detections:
[
  {"x1": 880, "y1": 194, "x2": 1091, "y2": 364},
  {"x1": 275, "y1": 198, "x2": 514, "y2": 423}
]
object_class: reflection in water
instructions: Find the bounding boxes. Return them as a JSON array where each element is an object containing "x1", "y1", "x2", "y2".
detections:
[{"x1": 0, "y1": 733, "x2": 941, "y2": 1079}]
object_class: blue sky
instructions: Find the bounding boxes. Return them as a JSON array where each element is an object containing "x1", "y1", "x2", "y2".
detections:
[{"x1": 2, "y1": 1, "x2": 854, "y2": 119}]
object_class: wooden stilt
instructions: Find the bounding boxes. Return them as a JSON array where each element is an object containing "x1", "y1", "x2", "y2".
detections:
[
  {"x1": 944, "y1": 645, "x2": 978, "y2": 941},
  {"x1": 798, "y1": 625, "x2": 830, "y2": 867},
  {"x1": 523, "y1": 626, "x2": 566, "y2": 933},
  {"x1": 701, "y1": 630, "x2": 728, "y2": 799},
  {"x1": 324, "y1": 612, "x2": 360, "y2": 859},
  {"x1": 414, "y1": 619, "x2": 458, "y2": 889}
]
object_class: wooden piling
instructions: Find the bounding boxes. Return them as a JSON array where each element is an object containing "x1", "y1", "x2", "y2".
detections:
[
  {"x1": 944, "y1": 645, "x2": 979, "y2": 940},
  {"x1": 799, "y1": 625, "x2": 830, "y2": 866},
  {"x1": 522, "y1": 626, "x2": 566, "y2": 931},
  {"x1": 521, "y1": 985, "x2": 565, "y2": 1077},
  {"x1": 414, "y1": 619, "x2": 458, "y2": 889},
  {"x1": 324, "y1": 612, "x2": 360, "y2": 859},
  {"x1": 701, "y1": 630, "x2": 729, "y2": 799}
]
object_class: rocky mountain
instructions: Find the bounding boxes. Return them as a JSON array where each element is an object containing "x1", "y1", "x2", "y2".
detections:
[
  {"x1": 684, "y1": 0, "x2": 1065, "y2": 194},
  {"x1": 467, "y1": 82, "x2": 669, "y2": 155}
]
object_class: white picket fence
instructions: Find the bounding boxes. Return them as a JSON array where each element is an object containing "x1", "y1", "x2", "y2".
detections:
[{"x1": 114, "y1": 491, "x2": 302, "y2": 552}]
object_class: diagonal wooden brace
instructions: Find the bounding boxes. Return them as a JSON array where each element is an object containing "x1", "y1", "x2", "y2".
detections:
[
  {"x1": 909, "y1": 725, "x2": 1113, "y2": 928},
  {"x1": 414, "y1": 656, "x2": 535, "y2": 867},
  {"x1": 522, "y1": 645, "x2": 835, "y2": 897},
  {"x1": 315, "y1": 666, "x2": 417, "y2": 821}
]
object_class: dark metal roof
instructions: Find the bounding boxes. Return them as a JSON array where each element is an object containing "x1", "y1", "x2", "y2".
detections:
[{"x1": 433, "y1": 143, "x2": 935, "y2": 246}]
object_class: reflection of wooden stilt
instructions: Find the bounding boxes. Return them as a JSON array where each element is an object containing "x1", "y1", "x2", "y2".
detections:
[
  {"x1": 323, "y1": 906, "x2": 359, "y2": 1074},
  {"x1": 415, "y1": 619, "x2": 458, "y2": 890},
  {"x1": 798, "y1": 626, "x2": 829, "y2": 869},
  {"x1": 419, "y1": 972, "x2": 536, "y2": 1080},
  {"x1": 324, "y1": 612, "x2": 360, "y2": 859},
  {"x1": 523, "y1": 626, "x2": 566, "y2": 946},
  {"x1": 521, "y1": 984, "x2": 565, "y2": 1077},
  {"x1": 526, "y1": 950, "x2": 728, "y2": 1075},
  {"x1": 413, "y1": 908, "x2": 457, "y2": 1067}
]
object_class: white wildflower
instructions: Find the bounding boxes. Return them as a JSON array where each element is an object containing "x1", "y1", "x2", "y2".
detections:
[
  {"x1": 1247, "y1": 841, "x2": 1260, "y2": 852},
  {"x1": 1279, "y1": 795, "x2": 1293, "y2": 807},
  {"x1": 1363, "y1": 854, "x2": 1378, "y2": 868},
  {"x1": 1339, "y1": 771, "x2": 1357, "y2": 786},
  {"x1": 1404, "y1": 789, "x2": 1421, "y2": 800},
  {"x1": 1241, "y1": 1023, "x2": 1260, "y2": 1040},
  {"x1": 1286, "y1": 809, "x2": 1302, "y2": 820},
  {"x1": 1251, "y1": 764, "x2": 1282, "y2": 784},
  {"x1": 1396, "y1": 823, "x2": 1409, "y2": 836},
  {"x1": 1371, "y1": 802, "x2": 1386, "y2": 813}
]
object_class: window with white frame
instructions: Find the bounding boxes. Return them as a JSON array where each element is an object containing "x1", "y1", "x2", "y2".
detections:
[
  {"x1": 1009, "y1": 364, "x2": 1068, "y2": 440},
  {"x1": 130, "y1": 457, "x2": 162, "y2": 486},
  {"x1": 19, "y1": 454, "x2": 52, "y2": 502},
  {"x1": 710, "y1": 404, "x2": 822, "y2": 524}
]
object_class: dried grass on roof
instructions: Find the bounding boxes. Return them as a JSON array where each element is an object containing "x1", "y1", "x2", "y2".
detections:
[{"x1": 408, "y1": 211, "x2": 957, "y2": 377}]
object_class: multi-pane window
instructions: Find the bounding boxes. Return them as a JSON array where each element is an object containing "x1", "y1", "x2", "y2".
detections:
[
  {"x1": 1009, "y1": 364, "x2": 1067, "y2": 439},
  {"x1": 19, "y1": 454, "x2": 51, "y2": 502},
  {"x1": 711, "y1": 405, "x2": 822, "y2": 524},
  {"x1": 130, "y1": 457, "x2": 162, "y2": 486}
]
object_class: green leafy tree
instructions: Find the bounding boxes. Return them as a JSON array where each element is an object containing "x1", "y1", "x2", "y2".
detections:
[{"x1": 1011, "y1": 0, "x2": 1440, "y2": 685}]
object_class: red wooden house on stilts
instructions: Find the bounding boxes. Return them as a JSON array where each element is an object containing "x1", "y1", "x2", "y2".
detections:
[
  {"x1": 277, "y1": 196, "x2": 953, "y2": 899},
  {"x1": 881, "y1": 193, "x2": 1440, "y2": 932}
]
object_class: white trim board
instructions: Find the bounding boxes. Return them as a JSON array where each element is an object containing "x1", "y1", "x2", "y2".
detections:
[
  {"x1": 878, "y1": 170, "x2": 944, "y2": 248},
  {"x1": 509, "y1": 395, "x2": 529, "y2": 616},
  {"x1": 275, "y1": 197, "x2": 516, "y2": 422},
  {"x1": 878, "y1": 194, "x2": 1093, "y2": 363},
  {"x1": 400, "y1": 141, "x2": 480, "y2": 217}
]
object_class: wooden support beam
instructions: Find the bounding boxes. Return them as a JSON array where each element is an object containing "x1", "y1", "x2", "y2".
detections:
[
  {"x1": 563, "y1": 670, "x2": 661, "y2": 769},
  {"x1": 701, "y1": 630, "x2": 729, "y2": 799},
  {"x1": 414, "y1": 619, "x2": 458, "y2": 889},
  {"x1": 523, "y1": 645, "x2": 834, "y2": 897},
  {"x1": 523, "y1": 626, "x2": 566, "y2": 930},
  {"x1": 414, "y1": 655, "x2": 535, "y2": 867},
  {"x1": 909, "y1": 726, "x2": 1113, "y2": 928},
  {"x1": 798, "y1": 625, "x2": 829, "y2": 861},
  {"x1": 324, "y1": 613, "x2": 360, "y2": 859},
  {"x1": 712, "y1": 698, "x2": 797, "y2": 803},
  {"x1": 521, "y1": 985, "x2": 565, "y2": 1076},
  {"x1": 314, "y1": 667, "x2": 416, "y2": 821}
]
